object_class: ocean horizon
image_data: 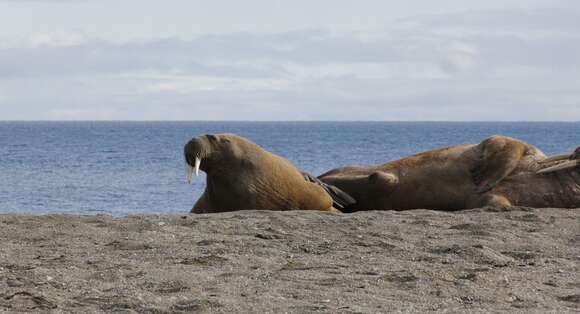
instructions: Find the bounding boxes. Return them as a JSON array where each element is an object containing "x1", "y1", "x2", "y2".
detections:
[{"x1": 2, "y1": 120, "x2": 579, "y2": 122}]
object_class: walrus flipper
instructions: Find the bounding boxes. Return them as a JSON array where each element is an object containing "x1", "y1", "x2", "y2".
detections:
[
  {"x1": 471, "y1": 136, "x2": 527, "y2": 193},
  {"x1": 302, "y1": 172, "x2": 357, "y2": 209}
]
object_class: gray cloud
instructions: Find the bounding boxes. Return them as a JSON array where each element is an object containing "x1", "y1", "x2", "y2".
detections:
[{"x1": 0, "y1": 6, "x2": 579, "y2": 120}]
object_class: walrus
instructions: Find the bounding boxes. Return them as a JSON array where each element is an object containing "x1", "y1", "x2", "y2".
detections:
[
  {"x1": 319, "y1": 135, "x2": 580, "y2": 211},
  {"x1": 487, "y1": 146, "x2": 580, "y2": 208},
  {"x1": 184, "y1": 133, "x2": 353, "y2": 214}
]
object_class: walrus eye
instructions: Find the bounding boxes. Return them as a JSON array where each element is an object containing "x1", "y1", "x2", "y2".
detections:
[
  {"x1": 206, "y1": 134, "x2": 217, "y2": 141},
  {"x1": 221, "y1": 138, "x2": 231, "y2": 144}
]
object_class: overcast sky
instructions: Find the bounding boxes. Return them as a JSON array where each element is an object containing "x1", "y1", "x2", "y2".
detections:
[{"x1": 0, "y1": 0, "x2": 579, "y2": 120}]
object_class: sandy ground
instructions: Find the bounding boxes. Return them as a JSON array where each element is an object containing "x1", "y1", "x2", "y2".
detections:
[{"x1": 0, "y1": 207, "x2": 579, "y2": 313}]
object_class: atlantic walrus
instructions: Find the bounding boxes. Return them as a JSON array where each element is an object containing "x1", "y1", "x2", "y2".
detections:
[
  {"x1": 319, "y1": 135, "x2": 580, "y2": 211},
  {"x1": 184, "y1": 133, "x2": 352, "y2": 213},
  {"x1": 490, "y1": 146, "x2": 580, "y2": 208}
]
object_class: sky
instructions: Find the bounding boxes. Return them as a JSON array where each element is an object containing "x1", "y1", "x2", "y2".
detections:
[{"x1": 0, "y1": 0, "x2": 579, "y2": 121}]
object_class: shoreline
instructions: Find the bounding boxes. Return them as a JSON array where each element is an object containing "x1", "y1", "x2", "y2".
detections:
[{"x1": 1, "y1": 207, "x2": 579, "y2": 312}]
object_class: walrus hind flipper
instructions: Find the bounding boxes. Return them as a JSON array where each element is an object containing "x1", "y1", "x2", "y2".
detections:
[
  {"x1": 471, "y1": 136, "x2": 527, "y2": 193},
  {"x1": 302, "y1": 172, "x2": 357, "y2": 209}
]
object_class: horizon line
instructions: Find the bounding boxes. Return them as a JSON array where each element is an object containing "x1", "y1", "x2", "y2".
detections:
[{"x1": 0, "y1": 120, "x2": 579, "y2": 123}]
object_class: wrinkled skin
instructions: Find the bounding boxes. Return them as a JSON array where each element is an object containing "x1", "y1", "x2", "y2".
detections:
[
  {"x1": 319, "y1": 135, "x2": 580, "y2": 211},
  {"x1": 184, "y1": 133, "x2": 339, "y2": 214}
]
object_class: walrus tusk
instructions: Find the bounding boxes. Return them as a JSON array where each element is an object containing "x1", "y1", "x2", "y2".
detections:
[
  {"x1": 539, "y1": 153, "x2": 571, "y2": 164},
  {"x1": 194, "y1": 157, "x2": 201, "y2": 177},
  {"x1": 537, "y1": 160, "x2": 579, "y2": 174},
  {"x1": 187, "y1": 164, "x2": 193, "y2": 183}
]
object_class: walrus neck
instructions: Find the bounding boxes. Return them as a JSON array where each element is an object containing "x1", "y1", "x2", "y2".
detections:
[
  {"x1": 205, "y1": 172, "x2": 254, "y2": 206},
  {"x1": 205, "y1": 176, "x2": 238, "y2": 208}
]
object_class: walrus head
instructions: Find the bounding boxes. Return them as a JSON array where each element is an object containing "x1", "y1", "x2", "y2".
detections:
[{"x1": 184, "y1": 133, "x2": 260, "y2": 182}]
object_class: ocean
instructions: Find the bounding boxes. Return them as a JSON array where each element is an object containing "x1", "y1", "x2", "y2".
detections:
[{"x1": 0, "y1": 121, "x2": 578, "y2": 215}]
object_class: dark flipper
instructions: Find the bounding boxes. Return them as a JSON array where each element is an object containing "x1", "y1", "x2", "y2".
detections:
[{"x1": 302, "y1": 172, "x2": 357, "y2": 210}]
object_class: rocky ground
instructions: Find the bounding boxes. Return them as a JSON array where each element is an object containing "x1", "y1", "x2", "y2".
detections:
[{"x1": 0, "y1": 207, "x2": 579, "y2": 313}]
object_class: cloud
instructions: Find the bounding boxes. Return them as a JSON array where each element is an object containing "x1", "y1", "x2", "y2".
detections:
[{"x1": 1, "y1": 7, "x2": 579, "y2": 120}]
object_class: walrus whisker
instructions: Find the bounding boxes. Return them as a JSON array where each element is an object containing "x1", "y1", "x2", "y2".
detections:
[
  {"x1": 537, "y1": 160, "x2": 579, "y2": 174},
  {"x1": 539, "y1": 153, "x2": 571, "y2": 164}
]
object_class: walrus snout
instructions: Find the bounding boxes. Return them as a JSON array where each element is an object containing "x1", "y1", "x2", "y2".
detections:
[
  {"x1": 184, "y1": 136, "x2": 213, "y2": 182},
  {"x1": 185, "y1": 136, "x2": 213, "y2": 161}
]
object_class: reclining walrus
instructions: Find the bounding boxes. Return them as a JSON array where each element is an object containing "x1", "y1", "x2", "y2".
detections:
[
  {"x1": 319, "y1": 135, "x2": 579, "y2": 211},
  {"x1": 184, "y1": 133, "x2": 354, "y2": 213}
]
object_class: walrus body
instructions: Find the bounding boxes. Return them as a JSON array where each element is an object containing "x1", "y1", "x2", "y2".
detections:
[
  {"x1": 319, "y1": 135, "x2": 580, "y2": 211},
  {"x1": 472, "y1": 169, "x2": 580, "y2": 208},
  {"x1": 184, "y1": 133, "x2": 339, "y2": 213},
  {"x1": 480, "y1": 147, "x2": 580, "y2": 207}
]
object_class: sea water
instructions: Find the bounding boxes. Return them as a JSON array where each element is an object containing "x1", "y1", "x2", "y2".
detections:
[{"x1": 0, "y1": 121, "x2": 578, "y2": 215}]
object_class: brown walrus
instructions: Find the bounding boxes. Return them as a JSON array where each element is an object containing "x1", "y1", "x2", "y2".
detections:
[
  {"x1": 319, "y1": 135, "x2": 580, "y2": 211},
  {"x1": 491, "y1": 146, "x2": 580, "y2": 208},
  {"x1": 184, "y1": 133, "x2": 352, "y2": 214}
]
